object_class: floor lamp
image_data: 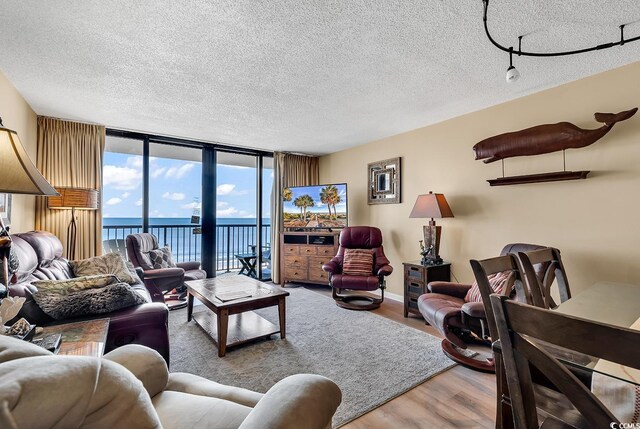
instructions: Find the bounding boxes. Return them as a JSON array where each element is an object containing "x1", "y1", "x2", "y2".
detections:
[
  {"x1": 0, "y1": 118, "x2": 59, "y2": 297},
  {"x1": 47, "y1": 187, "x2": 99, "y2": 260}
]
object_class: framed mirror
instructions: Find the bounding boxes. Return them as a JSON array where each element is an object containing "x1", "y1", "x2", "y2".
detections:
[{"x1": 368, "y1": 157, "x2": 401, "y2": 205}]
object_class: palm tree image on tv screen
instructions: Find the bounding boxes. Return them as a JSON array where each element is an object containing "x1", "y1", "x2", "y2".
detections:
[{"x1": 283, "y1": 184, "x2": 347, "y2": 229}]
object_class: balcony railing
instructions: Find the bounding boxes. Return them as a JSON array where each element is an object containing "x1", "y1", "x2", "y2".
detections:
[{"x1": 103, "y1": 223, "x2": 271, "y2": 273}]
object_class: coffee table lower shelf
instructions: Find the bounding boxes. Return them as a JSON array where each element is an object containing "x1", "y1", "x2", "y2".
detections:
[{"x1": 192, "y1": 310, "x2": 281, "y2": 356}]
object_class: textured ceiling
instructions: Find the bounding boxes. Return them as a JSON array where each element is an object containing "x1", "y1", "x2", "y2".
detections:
[{"x1": 1, "y1": 1, "x2": 640, "y2": 154}]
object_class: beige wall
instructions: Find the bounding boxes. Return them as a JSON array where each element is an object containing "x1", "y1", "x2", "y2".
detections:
[
  {"x1": 320, "y1": 61, "x2": 640, "y2": 297},
  {"x1": 0, "y1": 71, "x2": 37, "y2": 233}
]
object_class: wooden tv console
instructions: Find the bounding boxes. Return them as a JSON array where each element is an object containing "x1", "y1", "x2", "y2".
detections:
[{"x1": 280, "y1": 231, "x2": 340, "y2": 285}]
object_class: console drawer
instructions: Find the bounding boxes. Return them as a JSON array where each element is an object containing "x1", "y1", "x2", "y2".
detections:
[
  {"x1": 407, "y1": 282, "x2": 426, "y2": 297},
  {"x1": 284, "y1": 267, "x2": 307, "y2": 280},
  {"x1": 299, "y1": 246, "x2": 317, "y2": 256},
  {"x1": 284, "y1": 255, "x2": 308, "y2": 268},
  {"x1": 317, "y1": 247, "x2": 336, "y2": 256},
  {"x1": 283, "y1": 245, "x2": 300, "y2": 255},
  {"x1": 405, "y1": 265, "x2": 425, "y2": 282},
  {"x1": 308, "y1": 269, "x2": 329, "y2": 284}
]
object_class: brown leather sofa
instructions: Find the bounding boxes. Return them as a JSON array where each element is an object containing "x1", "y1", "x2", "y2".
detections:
[{"x1": 8, "y1": 231, "x2": 170, "y2": 364}]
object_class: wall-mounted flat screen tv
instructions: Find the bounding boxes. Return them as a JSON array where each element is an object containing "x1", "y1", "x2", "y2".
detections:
[{"x1": 283, "y1": 183, "x2": 347, "y2": 229}]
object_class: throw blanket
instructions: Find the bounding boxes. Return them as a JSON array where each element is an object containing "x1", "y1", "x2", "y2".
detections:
[
  {"x1": 32, "y1": 279, "x2": 146, "y2": 320},
  {"x1": 591, "y1": 317, "x2": 640, "y2": 423}
]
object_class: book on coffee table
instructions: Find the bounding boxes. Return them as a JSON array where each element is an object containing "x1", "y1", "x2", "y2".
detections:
[{"x1": 215, "y1": 290, "x2": 253, "y2": 302}]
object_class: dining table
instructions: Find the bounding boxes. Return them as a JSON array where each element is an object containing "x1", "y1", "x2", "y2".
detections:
[{"x1": 496, "y1": 280, "x2": 640, "y2": 428}]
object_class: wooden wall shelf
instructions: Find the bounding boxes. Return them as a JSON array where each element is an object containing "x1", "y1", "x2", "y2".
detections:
[{"x1": 487, "y1": 170, "x2": 590, "y2": 187}]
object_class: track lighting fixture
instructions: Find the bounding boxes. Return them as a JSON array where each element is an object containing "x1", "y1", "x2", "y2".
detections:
[
  {"x1": 483, "y1": 0, "x2": 640, "y2": 82},
  {"x1": 506, "y1": 47, "x2": 519, "y2": 83}
]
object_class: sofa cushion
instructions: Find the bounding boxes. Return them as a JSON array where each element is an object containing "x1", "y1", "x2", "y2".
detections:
[
  {"x1": 33, "y1": 282, "x2": 147, "y2": 320},
  {"x1": 148, "y1": 247, "x2": 176, "y2": 269},
  {"x1": 8, "y1": 236, "x2": 38, "y2": 283},
  {"x1": 342, "y1": 248, "x2": 374, "y2": 276},
  {"x1": 0, "y1": 354, "x2": 162, "y2": 429},
  {"x1": 464, "y1": 271, "x2": 514, "y2": 303},
  {"x1": 153, "y1": 390, "x2": 252, "y2": 429},
  {"x1": 70, "y1": 253, "x2": 139, "y2": 285},
  {"x1": 32, "y1": 274, "x2": 119, "y2": 294}
]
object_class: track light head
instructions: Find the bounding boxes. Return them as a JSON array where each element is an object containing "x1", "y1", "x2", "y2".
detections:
[
  {"x1": 506, "y1": 65, "x2": 520, "y2": 82},
  {"x1": 506, "y1": 47, "x2": 520, "y2": 83}
]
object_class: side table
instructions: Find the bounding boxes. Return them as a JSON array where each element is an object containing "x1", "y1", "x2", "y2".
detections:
[
  {"x1": 35, "y1": 318, "x2": 110, "y2": 357},
  {"x1": 403, "y1": 261, "x2": 451, "y2": 317}
]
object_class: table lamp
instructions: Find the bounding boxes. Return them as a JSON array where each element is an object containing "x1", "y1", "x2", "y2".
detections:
[
  {"x1": 48, "y1": 187, "x2": 99, "y2": 260},
  {"x1": 0, "y1": 117, "x2": 59, "y2": 294},
  {"x1": 409, "y1": 191, "x2": 454, "y2": 264}
]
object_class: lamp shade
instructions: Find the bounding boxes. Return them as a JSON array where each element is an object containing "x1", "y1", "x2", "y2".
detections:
[
  {"x1": 0, "y1": 126, "x2": 58, "y2": 196},
  {"x1": 48, "y1": 187, "x2": 99, "y2": 210},
  {"x1": 409, "y1": 191, "x2": 454, "y2": 219}
]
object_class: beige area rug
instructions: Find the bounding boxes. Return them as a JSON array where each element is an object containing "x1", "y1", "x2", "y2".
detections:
[{"x1": 168, "y1": 285, "x2": 456, "y2": 428}]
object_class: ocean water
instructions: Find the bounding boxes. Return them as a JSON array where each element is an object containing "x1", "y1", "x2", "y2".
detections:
[
  {"x1": 103, "y1": 217, "x2": 270, "y2": 226},
  {"x1": 103, "y1": 217, "x2": 271, "y2": 270}
]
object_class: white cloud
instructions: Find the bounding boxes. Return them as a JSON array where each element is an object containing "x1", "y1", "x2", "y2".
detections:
[
  {"x1": 217, "y1": 206, "x2": 239, "y2": 217},
  {"x1": 103, "y1": 165, "x2": 142, "y2": 191},
  {"x1": 126, "y1": 157, "x2": 143, "y2": 169},
  {"x1": 166, "y1": 163, "x2": 194, "y2": 179},
  {"x1": 121, "y1": 192, "x2": 130, "y2": 199},
  {"x1": 181, "y1": 202, "x2": 202, "y2": 210},
  {"x1": 151, "y1": 210, "x2": 165, "y2": 218},
  {"x1": 223, "y1": 165, "x2": 250, "y2": 170},
  {"x1": 106, "y1": 197, "x2": 122, "y2": 206},
  {"x1": 215, "y1": 201, "x2": 239, "y2": 216},
  {"x1": 216, "y1": 184, "x2": 248, "y2": 196},
  {"x1": 151, "y1": 166, "x2": 166, "y2": 179},
  {"x1": 135, "y1": 198, "x2": 143, "y2": 206},
  {"x1": 162, "y1": 192, "x2": 185, "y2": 201},
  {"x1": 217, "y1": 184, "x2": 236, "y2": 195}
]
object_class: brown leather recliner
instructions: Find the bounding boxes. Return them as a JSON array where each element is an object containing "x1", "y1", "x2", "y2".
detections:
[
  {"x1": 418, "y1": 243, "x2": 550, "y2": 372},
  {"x1": 322, "y1": 226, "x2": 393, "y2": 310},
  {"x1": 126, "y1": 233, "x2": 206, "y2": 310}
]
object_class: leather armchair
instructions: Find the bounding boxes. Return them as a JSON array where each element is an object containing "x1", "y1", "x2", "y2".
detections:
[
  {"x1": 0, "y1": 336, "x2": 342, "y2": 429},
  {"x1": 418, "y1": 243, "x2": 549, "y2": 372},
  {"x1": 322, "y1": 226, "x2": 393, "y2": 310},
  {"x1": 126, "y1": 233, "x2": 206, "y2": 310},
  {"x1": 7, "y1": 231, "x2": 170, "y2": 364}
]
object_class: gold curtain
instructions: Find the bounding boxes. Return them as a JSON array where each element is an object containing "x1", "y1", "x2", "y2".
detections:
[
  {"x1": 270, "y1": 152, "x2": 319, "y2": 283},
  {"x1": 35, "y1": 117, "x2": 105, "y2": 260}
]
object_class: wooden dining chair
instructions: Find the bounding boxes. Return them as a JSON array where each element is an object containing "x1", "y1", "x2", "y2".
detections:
[
  {"x1": 490, "y1": 294, "x2": 640, "y2": 428},
  {"x1": 469, "y1": 254, "x2": 529, "y2": 344},
  {"x1": 518, "y1": 247, "x2": 571, "y2": 309}
]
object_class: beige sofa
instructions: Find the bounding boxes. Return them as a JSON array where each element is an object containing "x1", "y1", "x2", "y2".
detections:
[{"x1": 0, "y1": 336, "x2": 341, "y2": 429}]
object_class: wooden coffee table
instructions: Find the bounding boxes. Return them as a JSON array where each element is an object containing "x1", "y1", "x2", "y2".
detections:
[{"x1": 185, "y1": 276, "x2": 289, "y2": 357}]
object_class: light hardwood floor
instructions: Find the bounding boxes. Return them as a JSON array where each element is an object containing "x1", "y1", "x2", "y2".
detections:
[{"x1": 301, "y1": 284, "x2": 497, "y2": 429}]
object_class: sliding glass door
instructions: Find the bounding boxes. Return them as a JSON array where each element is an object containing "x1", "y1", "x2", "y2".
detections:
[
  {"x1": 102, "y1": 136, "x2": 144, "y2": 255},
  {"x1": 214, "y1": 152, "x2": 272, "y2": 280},
  {"x1": 103, "y1": 130, "x2": 272, "y2": 279},
  {"x1": 148, "y1": 142, "x2": 202, "y2": 263}
]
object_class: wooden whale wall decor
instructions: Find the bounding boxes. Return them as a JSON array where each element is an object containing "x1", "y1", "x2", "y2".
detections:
[{"x1": 473, "y1": 107, "x2": 638, "y2": 186}]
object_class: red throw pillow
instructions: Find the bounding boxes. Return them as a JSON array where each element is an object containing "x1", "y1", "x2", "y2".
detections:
[
  {"x1": 342, "y1": 249, "x2": 374, "y2": 276},
  {"x1": 464, "y1": 271, "x2": 514, "y2": 303}
]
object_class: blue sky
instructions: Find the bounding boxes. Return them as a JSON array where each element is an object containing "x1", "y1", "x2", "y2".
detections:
[
  {"x1": 283, "y1": 184, "x2": 347, "y2": 215},
  {"x1": 102, "y1": 152, "x2": 272, "y2": 219}
]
